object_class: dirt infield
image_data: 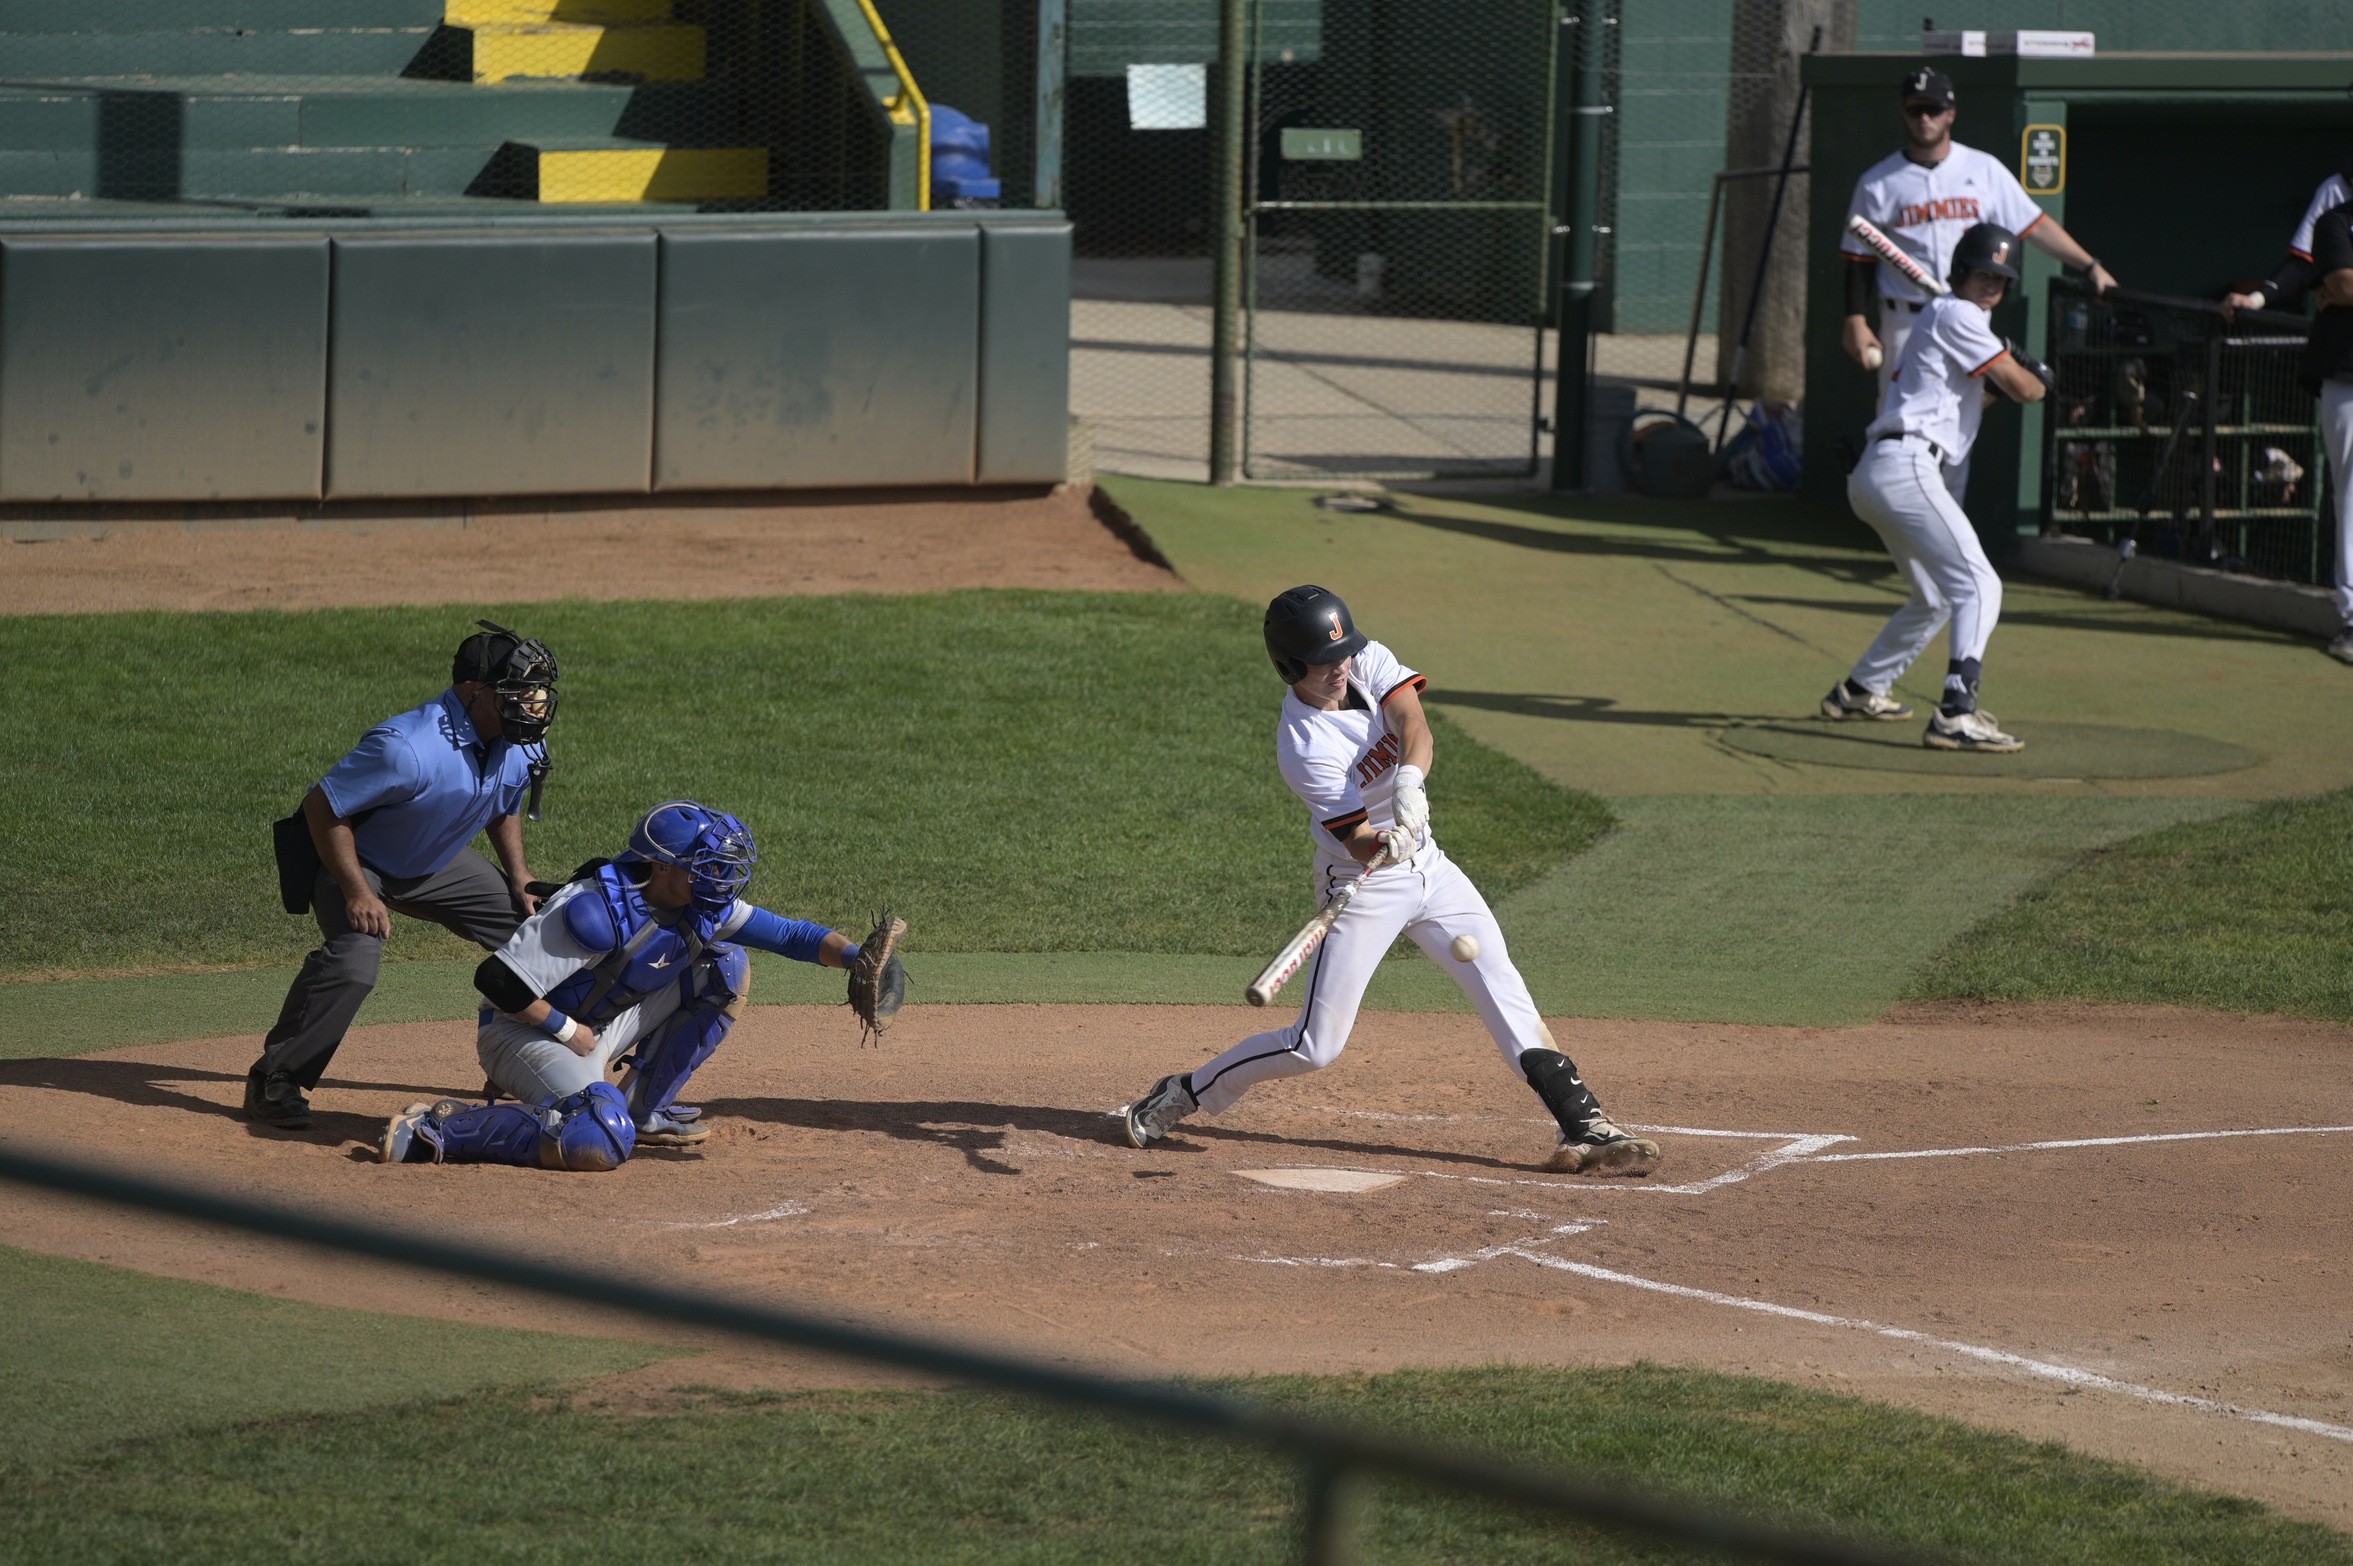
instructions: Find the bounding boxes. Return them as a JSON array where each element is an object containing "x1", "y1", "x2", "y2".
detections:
[
  {"x1": 1, "y1": 1001, "x2": 2347, "y2": 1525},
  {"x1": 0, "y1": 485, "x2": 1177, "y2": 615}
]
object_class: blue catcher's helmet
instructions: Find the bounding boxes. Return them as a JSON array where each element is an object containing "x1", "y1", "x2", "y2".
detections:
[{"x1": 624, "y1": 800, "x2": 758, "y2": 918}]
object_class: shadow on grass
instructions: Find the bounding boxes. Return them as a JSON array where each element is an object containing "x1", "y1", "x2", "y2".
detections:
[
  {"x1": 1380, "y1": 502, "x2": 1887, "y2": 584},
  {"x1": 1732, "y1": 593, "x2": 2296, "y2": 644},
  {"x1": 1429, "y1": 690, "x2": 1792, "y2": 730},
  {"x1": 709, "y1": 1096, "x2": 1543, "y2": 1175}
]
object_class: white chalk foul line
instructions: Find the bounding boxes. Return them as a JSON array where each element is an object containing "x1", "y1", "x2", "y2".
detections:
[
  {"x1": 668, "y1": 1201, "x2": 809, "y2": 1229},
  {"x1": 1517, "y1": 1254, "x2": 2353, "y2": 1446},
  {"x1": 1416, "y1": 1134, "x2": 1854, "y2": 1196},
  {"x1": 1807, "y1": 1124, "x2": 2353, "y2": 1163}
]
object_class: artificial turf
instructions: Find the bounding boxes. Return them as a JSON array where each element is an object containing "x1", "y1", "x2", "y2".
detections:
[
  {"x1": 0, "y1": 593, "x2": 1608, "y2": 981},
  {"x1": 11, "y1": 1365, "x2": 2343, "y2": 1564},
  {"x1": 1914, "y1": 786, "x2": 2353, "y2": 1021}
]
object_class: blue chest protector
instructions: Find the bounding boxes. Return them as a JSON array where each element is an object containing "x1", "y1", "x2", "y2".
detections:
[{"x1": 547, "y1": 863, "x2": 718, "y2": 1028}]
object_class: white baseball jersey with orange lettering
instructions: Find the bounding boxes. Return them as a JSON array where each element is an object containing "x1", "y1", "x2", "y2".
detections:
[
  {"x1": 1276, "y1": 639, "x2": 1430, "y2": 880},
  {"x1": 1840, "y1": 141, "x2": 2047, "y2": 303}
]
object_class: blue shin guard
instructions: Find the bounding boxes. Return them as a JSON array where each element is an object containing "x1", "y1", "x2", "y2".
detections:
[
  {"x1": 626, "y1": 944, "x2": 746, "y2": 1121},
  {"x1": 416, "y1": 1082, "x2": 637, "y2": 1171}
]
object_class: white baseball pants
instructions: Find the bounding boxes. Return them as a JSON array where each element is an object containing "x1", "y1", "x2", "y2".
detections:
[
  {"x1": 1877, "y1": 302, "x2": 1971, "y2": 502},
  {"x1": 1845, "y1": 434, "x2": 2004, "y2": 696},
  {"x1": 1187, "y1": 844, "x2": 1551, "y2": 1114},
  {"x1": 2320, "y1": 379, "x2": 2353, "y2": 628},
  {"x1": 478, "y1": 978, "x2": 682, "y2": 1104}
]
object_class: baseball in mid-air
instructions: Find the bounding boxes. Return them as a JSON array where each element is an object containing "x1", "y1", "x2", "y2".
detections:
[
  {"x1": 1862, "y1": 343, "x2": 1884, "y2": 370},
  {"x1": 1449, "y1": 933, "x2": 1481, "y2": 962}
]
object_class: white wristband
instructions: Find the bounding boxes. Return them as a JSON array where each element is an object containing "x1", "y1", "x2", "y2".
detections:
[{"x1": 552, "y1": 1015, "x2": 578, "y2": 1045}]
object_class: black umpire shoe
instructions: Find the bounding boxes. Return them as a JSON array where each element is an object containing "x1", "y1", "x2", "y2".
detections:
[{"x1": 246, "y1": 1065, "x2": 313, "y2": 1130}]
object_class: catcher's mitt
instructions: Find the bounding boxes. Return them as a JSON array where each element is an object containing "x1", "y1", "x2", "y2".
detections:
[{"x1": 847, "y1": 909, "x2": 908, "y2": 1044}]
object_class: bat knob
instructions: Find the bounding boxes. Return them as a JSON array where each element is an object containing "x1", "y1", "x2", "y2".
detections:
[{"x1": 1244, "y1": 986, "x2": 1272, "y2": 1007}]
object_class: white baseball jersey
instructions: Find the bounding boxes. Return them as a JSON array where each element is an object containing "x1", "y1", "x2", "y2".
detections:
[
  {"x1": 2289, "y1": 171, "x2": 2352, "y2": 260},
  {"x1": 488, "y1": 880, "x2": 759, "y2": 1004},
  {"x1": 1841, "y1": 141, "x2": 2047, "y2": 302},
  {"x1": 1276, "y1": 639, "x2": 1429, "y2": 879},
  {"x1": 1866, "y1": 294, "x2": 2008, "y2": 462}
]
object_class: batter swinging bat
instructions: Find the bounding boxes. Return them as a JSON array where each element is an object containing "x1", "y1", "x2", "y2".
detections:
[
  {"x1": 1846, "y1": 215, "x2": 1948, "y2": 297},
  {"x1": 1245, "y1": 841, "x2": 1399, "y2": 1007}
]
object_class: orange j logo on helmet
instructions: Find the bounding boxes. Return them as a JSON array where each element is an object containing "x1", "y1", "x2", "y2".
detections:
[{"x1": 1326, "y1": 611, "x2": 1345, "y2": 641}]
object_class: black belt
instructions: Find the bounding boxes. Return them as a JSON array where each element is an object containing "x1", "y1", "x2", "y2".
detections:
[{"x1": 1877, "y1": 430, "x2": 1945, "y2": 461}]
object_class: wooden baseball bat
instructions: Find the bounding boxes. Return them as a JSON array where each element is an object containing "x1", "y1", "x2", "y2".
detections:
[
  {"x1": 1245, "y1": 842, "x2": 1398, "y2": 1007},
  {"x1": 1846, "y1": 215, "x2": 1948, "y2": 297}
]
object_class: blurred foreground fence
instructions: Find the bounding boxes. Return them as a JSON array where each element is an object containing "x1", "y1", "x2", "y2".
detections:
[
  {"x1": 2042, "y1": 279, "x2": 2326, "y2": 588},
  {"x1": 0, "y1": 1145, "x2": 1941, "y2": 1566}
]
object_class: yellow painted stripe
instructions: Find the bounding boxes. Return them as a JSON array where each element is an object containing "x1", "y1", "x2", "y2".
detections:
[
  {"x1": 849, "y1": 0, "x2": 929, "y2": 210},
  {"x1": 466, "y1": 23, "x2": 705, "y2": 83},
  {"x1": 445, "y1": 0, "x2": 669, "y2": 24},
  {"x1": 538, "y1": 147, "x2": 768, "y2": 203}
]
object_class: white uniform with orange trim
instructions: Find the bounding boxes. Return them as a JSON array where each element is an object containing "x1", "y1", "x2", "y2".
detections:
[
  {"x1": 1843, "y1": 294, "x2": 2011, "y2": 697},
  {"x1": 1184, "y1": 640, "x2": 1556, "y2": 1115},
  {"x1": 2289, "y1": 173, "x2": 2353, "y2": 262}
]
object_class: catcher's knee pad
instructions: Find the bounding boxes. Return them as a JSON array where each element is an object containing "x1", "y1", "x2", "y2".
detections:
[
  {"x1": 699, "y1": 942, "x2": 749, "y2": 1020},
  {"x1": 541, "y1": 1081, "x2": 636, "y2": 1171}
]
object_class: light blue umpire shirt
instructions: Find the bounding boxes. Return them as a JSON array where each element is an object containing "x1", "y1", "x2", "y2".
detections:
[{"x1": 316, "y1": 689, "x2": 540, "y2": 881}]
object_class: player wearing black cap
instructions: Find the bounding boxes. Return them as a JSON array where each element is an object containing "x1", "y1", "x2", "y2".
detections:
[
  {"x1": 1839, "y1": 66, "x2": 2114, "y2": 501},
  {"x1": 1118, "y1": 586, "x2": 1659, "y2": 1177}
]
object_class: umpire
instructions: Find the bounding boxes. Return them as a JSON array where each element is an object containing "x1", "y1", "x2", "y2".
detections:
[{"x1": 247, "y1": 621, "x2": 560, "y2": 1129}]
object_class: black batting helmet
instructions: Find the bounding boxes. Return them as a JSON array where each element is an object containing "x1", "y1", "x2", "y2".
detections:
[
  {"x1": 453, "y1": 619, "x2": 560, "y2": 744},
  {"x1": 1948, "y1": 222, "x2": 2021, "y2": 290},
  {"x1": 1264, "y1": 585, "x2": 1367, "y2": 683}
]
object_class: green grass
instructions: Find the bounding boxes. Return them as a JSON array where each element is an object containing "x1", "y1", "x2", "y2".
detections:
[
  {"x1": 1915, "y1": 787, "x2": 2353, "y2": 1020},
  {"x1": 0, "y1": 594, "x2": 1607, "y2": 980},
  {"x1": 11, "y1": 1366, "x2": 2342, "y2": 1564},
  {"x1": 1, "y1": 1245, "x2": 685, "y2": 1466}
]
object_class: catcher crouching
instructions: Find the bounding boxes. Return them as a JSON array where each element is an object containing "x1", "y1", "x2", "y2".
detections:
[{"x1": 377, "y1": 800, "x2": 906, "y2": 1171}]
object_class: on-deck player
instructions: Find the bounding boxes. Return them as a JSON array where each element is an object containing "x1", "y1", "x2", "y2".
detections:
[
  {"x1": 1841, "y1": 66, "x2": 2112, "y2": 500},
  {"x1": 2225, "y1": 161, "x2": 2353, "y2": 664},
  {"x1": 376, "y1": 800, "x2": 881, "y2": 1170},
  {"x1": 1120, "y1": 587, "x2": 1659, "y2": 1177},
  {"x1": 1821, "y1": 223, "x2": 2051, "y2": 752}
]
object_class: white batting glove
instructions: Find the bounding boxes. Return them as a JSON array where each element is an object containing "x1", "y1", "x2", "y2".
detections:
[
  {"x1": 1390, "y1": 764, "x2": 1428, "y2": 840},
  {"x1": 1376, "y1": 828, "x2": 1415, "y2": 866}
]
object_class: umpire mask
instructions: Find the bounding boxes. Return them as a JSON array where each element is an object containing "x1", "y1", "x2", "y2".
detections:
[{"x1": 453, "y1": 619, "x2": 560, "y2": 744}]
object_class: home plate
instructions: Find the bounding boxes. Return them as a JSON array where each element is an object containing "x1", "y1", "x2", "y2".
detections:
[{"x1": 1233, "y1": 1168, "x2": 1409, "y2": 1193}]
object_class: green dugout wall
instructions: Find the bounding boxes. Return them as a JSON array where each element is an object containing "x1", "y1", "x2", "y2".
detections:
[
  {"x1": 0, "y1": 211, "x2": 1070, "y2": 504},
  {"x1": 1798, "y1": 51, "x2": 2353, "y2": 543}
]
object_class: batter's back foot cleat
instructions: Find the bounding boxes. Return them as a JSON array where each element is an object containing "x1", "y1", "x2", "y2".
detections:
[
  {"x1": 1547, "y1": 1120, "x2": 1662, "y2": 1177},
  {"x1": 380, "y1": 1102, "x2": 442, "y2": 1164},
  {"x1": 2326, "y1": 628, "x2": 2353, "y2": 665},
  {"x1": 249, "y1": 1069, "x2": 313, "y2": 1130},
  {"x1": 635, "y1": 1108, "x2": 710, "y2": 1148},
  {"x1": 1923, "y1": 707, "x2": 2023, "y2": 753},
  {"x1": 1820, "y1": 680, "x2": 1913, "y2": 721},
  {"x1": 1123, "y1": 1073, "x2": 1198, "y2": 1149}
]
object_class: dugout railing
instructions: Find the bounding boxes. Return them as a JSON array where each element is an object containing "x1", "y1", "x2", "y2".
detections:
[
  {"x1": 2041, "y1": 278, "x2": 2325, "y2": 587},
  {"x1": 0, "y1": 1145, "x2": 1946, "y2": 1566}
]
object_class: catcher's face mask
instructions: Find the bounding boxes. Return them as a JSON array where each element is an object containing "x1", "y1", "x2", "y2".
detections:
[
  {"x1": 627, "y1": 801, "x2": 759, "y2": 918},
  {"x1": 454, "y1": 619, "x2": 560, "y2": 745}
]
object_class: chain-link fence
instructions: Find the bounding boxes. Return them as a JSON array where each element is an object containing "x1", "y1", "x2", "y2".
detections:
[{"x1": 2042, "y1": 279, "x2": 2328, "y2": 587}]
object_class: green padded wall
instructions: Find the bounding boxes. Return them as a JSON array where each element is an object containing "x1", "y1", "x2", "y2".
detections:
[{"x1": 978, "y1": 221, "x2": 1072, "y2": 483}]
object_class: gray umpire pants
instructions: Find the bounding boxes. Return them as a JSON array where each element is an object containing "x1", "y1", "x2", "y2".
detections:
[{"x1": 259, "y1": 846, "x2": 522, "y2": 1089}]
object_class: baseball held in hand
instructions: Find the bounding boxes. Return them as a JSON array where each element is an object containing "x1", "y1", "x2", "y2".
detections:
[
  {"x1": 1449, "y1": 933, "x2": 1481, "y2": 962},
  {"x1": 1862, "y1": 343, "x2": 1884, "y2": 370}
]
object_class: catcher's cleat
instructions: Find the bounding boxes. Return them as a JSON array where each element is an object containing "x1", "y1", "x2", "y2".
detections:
[
  {"x1": 1123, "y1": 1074, "x2": 1198, "y2": 1149},
  {"x1": 249, "y1": 1069, "x2": 313, "y2": 1130},
  {"x1": 380, "y1": 1102, "x2": 440, "y2": 1165},
  {"x1": 635, "y1": 1107, "x2": 710, "y2": 1148},
  {"x1": 1547, "y1": 1119, "x2": 1661, "y2": 1177},
  {"x1": 1923, "y1": 707, "x2": 2023, "y2": 753},
  {"x1": 1820, "y1": 680, "x2": 1913, "y2": 721}
]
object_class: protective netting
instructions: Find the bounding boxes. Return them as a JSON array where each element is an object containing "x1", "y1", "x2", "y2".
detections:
[
  {"x1": 0, "y1": 0, "x2": 986, "y2": 217},
  {"x1": 2043, "y1": 280, "x2": 2329, "y2": 588}
]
